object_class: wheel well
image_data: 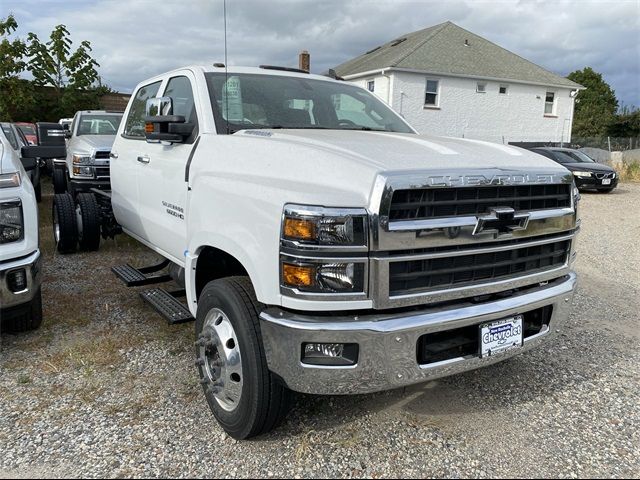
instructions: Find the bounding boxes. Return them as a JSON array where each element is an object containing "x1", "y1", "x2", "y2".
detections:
[{"x1": 195, "y1": 246, "x2": 249, "y2": 299}]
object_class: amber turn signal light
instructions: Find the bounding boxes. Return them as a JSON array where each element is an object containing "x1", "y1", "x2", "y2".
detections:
[
  {"x1": 282, "y1": 263, "x2": 315, "y2": 288},
  {"x1": 283, "y1": 217, "x2": 316, "y2": 241},
  {"x1": 145, "y1": 122, "x2": 154, "y2": 134}
]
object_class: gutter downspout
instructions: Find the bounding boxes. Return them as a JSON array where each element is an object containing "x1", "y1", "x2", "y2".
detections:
[{"x1": 381, "y1": 69, "x2": 392, "y2": 107}]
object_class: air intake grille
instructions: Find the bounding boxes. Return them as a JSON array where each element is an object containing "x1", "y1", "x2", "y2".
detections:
[
  {"x1": 389, "y1": 240, "x2": 570, "y2": 295},
  {"x1": 389, "y1": 184, "x2": 572, "y2": 221},
  {"x1": 95, "y1": 151, "x2": 110, "y2": 159}
]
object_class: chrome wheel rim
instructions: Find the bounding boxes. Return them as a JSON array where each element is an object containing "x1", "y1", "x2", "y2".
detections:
[
  {"x1": 75, "y1": 204, "x2": 84, "y2": 241},
  {"x1": 53, "y1": 206, "x2": 60, "y2": 243},
  {"x1": 198, "y1": 308, "x2": 243, "y2": 412}
]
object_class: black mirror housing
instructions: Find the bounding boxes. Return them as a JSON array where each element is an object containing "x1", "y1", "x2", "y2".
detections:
[
  {"x1": 144, "y1": 96, "x2": 194, "y2": 143},
  {"x1": 21, "y1": 145, "x2": 67, "y2": 160}
]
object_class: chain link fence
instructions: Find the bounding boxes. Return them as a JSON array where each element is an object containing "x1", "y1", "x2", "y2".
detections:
[{"x1": 568, "y1": 137, "x2": 640, "y2": 151}]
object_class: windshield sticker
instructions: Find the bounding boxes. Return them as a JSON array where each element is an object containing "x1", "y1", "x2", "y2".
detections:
[{"x1": 222, "y1": 76, "x2": 244, "y2": 122}]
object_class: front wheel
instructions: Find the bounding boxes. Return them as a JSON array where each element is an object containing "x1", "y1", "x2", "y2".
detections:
[
  {"x1": 195, "y1": 277, "x2": 292, "y2": 439},
  {"x1": 0, "y1": 288, "x2": 43, "y2": 333}
]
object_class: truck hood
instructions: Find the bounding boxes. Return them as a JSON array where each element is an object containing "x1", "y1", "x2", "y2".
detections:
[
  {"x1": 71, "y1": 135, "x2": 116, "y2": 153},
  {"x1": 236, "y1": 130, "x2": 569, "y2": 175}
]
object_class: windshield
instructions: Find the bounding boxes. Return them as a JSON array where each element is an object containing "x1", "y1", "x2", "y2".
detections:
[
  {"x1": 562, "y1": 150, "x2": 595, "y2": 163},
  {"x1": 205, "y1": 73, "x2": 414, "y2": 134},
  {"x1": 77, "y1": 114, "x2": 123, "y2": 136}
]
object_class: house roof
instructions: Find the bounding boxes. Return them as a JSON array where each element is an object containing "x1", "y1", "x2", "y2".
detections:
[{"x1": 334, "y1": 21, "x2": 583, "y2": 89}]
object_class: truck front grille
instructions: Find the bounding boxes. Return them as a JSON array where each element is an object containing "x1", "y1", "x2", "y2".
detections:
[
  {"x1": 389, "y1": 239, "x2": 570, "y2": 296},
  {"x1": 389, "y1": 184, "x2": 572, "y2": 221},
  {"x1": 95, "y1": 151, "x2": 110, "y2": 159}
]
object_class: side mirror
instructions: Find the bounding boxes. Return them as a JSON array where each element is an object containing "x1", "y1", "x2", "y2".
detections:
[
  {"x1": 144, "y1": 97, "x2": 194, "y2": 143},
  {"x1": 21, "y1": 145, "x2": 67, "y2": 160},
  {"x1": 64, "y1": 130, "x2": 72, "y2": 139}
]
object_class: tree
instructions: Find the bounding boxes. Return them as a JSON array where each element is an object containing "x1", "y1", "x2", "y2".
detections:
[
  {"x1": 0, "y1": 14, "x2": 34, "y2": 121},
  {"x1": 27, "y1": 24, "x2": 101, "y2": 119},
  {"x1": 567, "y1": 67, "x2": 618, "y2": 137}
]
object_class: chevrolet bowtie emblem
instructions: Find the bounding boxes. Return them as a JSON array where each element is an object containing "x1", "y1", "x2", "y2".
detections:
[{"x1": 473, "y1": 207, "x2": 530, "y2": 238}]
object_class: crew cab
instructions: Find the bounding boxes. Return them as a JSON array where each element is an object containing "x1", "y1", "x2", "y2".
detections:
[
  {"x1": 52, "y1": 65, "x2": 580, "y2": 439},
  {"x1": 53, "y1": 110, "x2": 123, "y2": 195},
  {"x1": 0, "y1": 125, "x2": 42, "y2": 333}
]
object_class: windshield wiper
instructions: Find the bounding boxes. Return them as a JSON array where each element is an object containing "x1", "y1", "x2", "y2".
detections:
[{"x1": 339, "y1": 126, "x2": 388, "y2": 132}]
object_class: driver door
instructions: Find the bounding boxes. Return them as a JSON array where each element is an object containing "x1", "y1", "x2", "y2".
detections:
[{"x1": 136, "y1": 73, "x2": 200, "y2": 262}]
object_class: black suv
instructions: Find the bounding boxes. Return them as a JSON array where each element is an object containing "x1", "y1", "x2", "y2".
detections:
[{"x1": 530, "y1": 147, "x2": 618, "y2": 193}]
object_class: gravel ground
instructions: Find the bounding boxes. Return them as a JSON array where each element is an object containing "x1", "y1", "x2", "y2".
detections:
[{"x1": 1, "y1": 182, "x2": 639, "y2": 478}]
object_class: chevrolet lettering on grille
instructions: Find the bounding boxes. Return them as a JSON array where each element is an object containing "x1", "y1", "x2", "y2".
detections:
[{"x1": 473, "y1": 207, "x2": 530, "y2": 238}]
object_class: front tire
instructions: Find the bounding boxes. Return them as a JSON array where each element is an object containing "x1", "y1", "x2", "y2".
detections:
[
  {"x1": 195, "y1": 277, "x2": 292, "y2": 439},
  {"x1": 52, "y1": 193, "x2": 77, "y2": 253},
  {"x1": 1, "y1": 288, "x2": 43, "y2": 333},
  {"x1": 76, "y1": 193, "x2": 101, "y2": 251}
]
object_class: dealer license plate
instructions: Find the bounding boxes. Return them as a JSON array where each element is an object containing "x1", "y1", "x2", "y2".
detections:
[
  {"x1": 602, "y1": 179, "x2": 612, "y2": 185},
  {"x1": 479, "y1": 315, "x2": 523, "y2": 358}
]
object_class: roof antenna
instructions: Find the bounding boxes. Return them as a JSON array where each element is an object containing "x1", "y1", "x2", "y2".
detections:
[{"x1": 223, "y1": 0, "x2": 230, "y2": 134}]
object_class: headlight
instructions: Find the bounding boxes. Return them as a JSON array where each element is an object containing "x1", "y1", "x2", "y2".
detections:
[
  {"x1": 0, "y1": 173, "x2": 21, "y2": 189},
  {"x1": 0, "y1": 201, "x2": 24, "y2": 244},
  {"x1": 281, "y1": 260, "x2": 366, "y2": 293},
  {"x1": 280, "y1": 204, "x2": 369, "y2": 298},
  {"x1": 282, "y1": 204, "x2": 367, "y2": 248},
  {"x1": 573, "y1": 171, "x2": 591, "y2": 178},
  {"x1": 73, "y1": 166, "x2": 95, "y2": 177},
  {"x1": 72, "y1": 154, "x2": 93, "y2": 165}
]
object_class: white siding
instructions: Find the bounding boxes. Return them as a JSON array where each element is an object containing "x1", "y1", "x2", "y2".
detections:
[
  {"x1": 350, "y1": 74, "x2": 392, "y2": 105},
  {"x1": 352, "y1": 71, "x2": 576, "y2": 144}
]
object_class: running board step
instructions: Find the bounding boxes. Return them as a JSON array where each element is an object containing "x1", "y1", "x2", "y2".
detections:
[
  {"x1": 112, "y1": 259, "x2": 171, "y2": 287},
  {"x1": 140, "y1": 288, "x2": 194, "y2": 324}
]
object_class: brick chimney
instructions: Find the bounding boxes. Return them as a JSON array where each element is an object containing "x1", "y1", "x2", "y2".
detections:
[{"x1": 299, "y1": 50, "x2": 310, "y2": 72}]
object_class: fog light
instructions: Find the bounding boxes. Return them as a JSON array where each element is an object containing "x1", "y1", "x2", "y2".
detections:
[
  {"x1": 302, "y1": 343, "x2": 359, "y2": 366},
  {"x1": 7, "y1": 268, "x2": 27, "y2": 293}
]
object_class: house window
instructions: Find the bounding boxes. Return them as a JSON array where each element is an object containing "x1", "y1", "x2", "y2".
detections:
[
  {"x1": 545, "y1": 91, "x2": 555, "y2": 115},
  {"x1": 367, "y1": 80, "x2": 375, "y2": 92},
  {"x1": 499, "y1": 85, "x2": 508, "y2": 94},
  {"x1": 476, "y1": 82, "x2": 486, "y2": 93},
  {"x1": 425, "y1": 79, "x2": 439, "y2": 106}
]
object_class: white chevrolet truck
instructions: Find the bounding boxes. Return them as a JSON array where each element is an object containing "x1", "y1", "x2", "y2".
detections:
[
  {"x1": 52, "y1": 65, "x2": 579, "y2": 439},
  {"x1": 0, "y1": 125, "x2": 42, "y2": 333}
]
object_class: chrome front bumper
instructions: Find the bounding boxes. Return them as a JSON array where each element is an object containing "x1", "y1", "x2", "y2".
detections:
[
  {"x1": 260, "y1": 272, "x2": 577, "y2": 395},
  {"x1": 0, "y1": 250, "x2": 42, "y2": 310}
]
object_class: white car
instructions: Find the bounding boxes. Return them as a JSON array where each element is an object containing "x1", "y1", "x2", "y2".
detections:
[
  {"x1": 52, "y1": 65, "x2": 579, "y2": 438},
  {"x1": 0, "y1": 124, "x2": 42, "y2": 332},
  {"x1": 53, "y1": 110, "x2": 123, "y2": 196}
]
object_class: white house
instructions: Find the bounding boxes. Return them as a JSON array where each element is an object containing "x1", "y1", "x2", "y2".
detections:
[{"x1": 334, "y1": 22, "x2": 584, "y2": 145}]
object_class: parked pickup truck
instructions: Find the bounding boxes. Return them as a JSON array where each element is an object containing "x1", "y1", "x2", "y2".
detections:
[
  {"x1": 52, "y1": 65, "x2": 580, "y2": 439},
  {"x1": 0, "y1": 126, "x2": 42, "y2": 332},
  {"x1": 53, "y1": 110, "x2": 123, "y2": 195}
]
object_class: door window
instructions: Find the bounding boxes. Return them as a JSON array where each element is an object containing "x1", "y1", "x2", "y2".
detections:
[
  {"x1": 164, "y1": 76, "x2": 198, "y2": 143},
  {"x1": 123, "y1": 81, "x2": 163, "y2": 139}
]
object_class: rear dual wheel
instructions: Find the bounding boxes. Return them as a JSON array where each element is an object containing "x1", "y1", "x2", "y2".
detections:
[{"x1": 52, "y1": 193, "x2": 101, "y2": 253}]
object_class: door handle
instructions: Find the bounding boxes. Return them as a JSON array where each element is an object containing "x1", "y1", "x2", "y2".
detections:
[
  {"x1": 137, "y1": 156, "x2": 150, "y2": 164},
  {"x1": 109, "y1": 152, "x2": 119, "y2": 159}
]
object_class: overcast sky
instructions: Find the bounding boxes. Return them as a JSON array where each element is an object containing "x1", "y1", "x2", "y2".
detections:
[{"x1": 3, "y1": 0, "x2": 639, "y2": 107}]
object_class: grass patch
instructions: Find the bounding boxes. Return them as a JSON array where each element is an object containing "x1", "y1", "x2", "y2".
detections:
[{"x1": 616, "y1": 160, "x2": 640, "y2": 182}]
